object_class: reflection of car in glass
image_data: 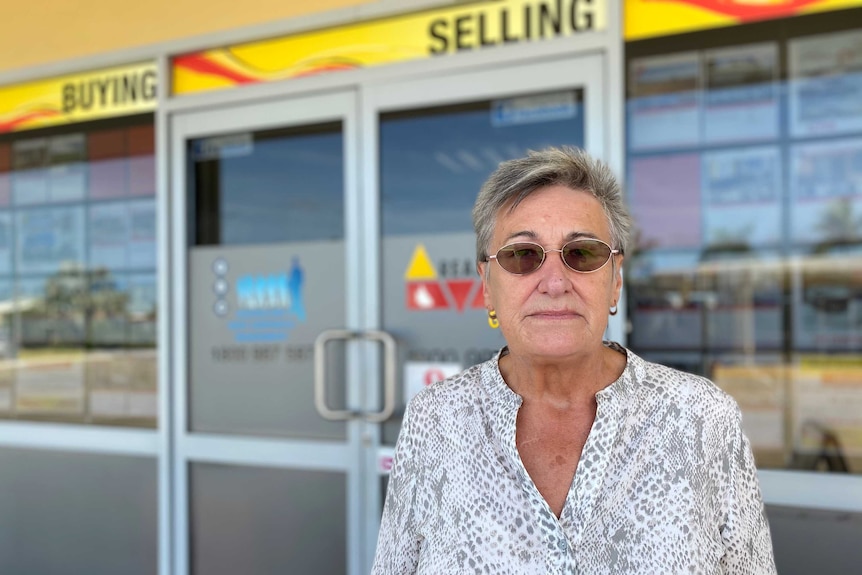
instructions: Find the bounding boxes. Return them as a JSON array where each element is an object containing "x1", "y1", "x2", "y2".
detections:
[{"x1": 804, "y1": 285, "x2": 852, "y2": 313}]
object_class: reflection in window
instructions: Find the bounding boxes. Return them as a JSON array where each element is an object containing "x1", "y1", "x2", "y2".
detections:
[
  {"x1": 190, "y1": 123, "x2": 344, "y2": 246},
  {"x1": 625, "y1": 18, "x2": 862, "y2": 474},
  {"x1": 380, "y1": 91, "x2": 585, "y2": 236},
  {"x1": 0, "y1": 120, "x2": 157, "y2": 427}
]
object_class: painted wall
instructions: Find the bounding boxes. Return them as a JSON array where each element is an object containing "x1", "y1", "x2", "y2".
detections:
[{"x1": 0, "y1": 0, "x2": 375, "y2": 75}]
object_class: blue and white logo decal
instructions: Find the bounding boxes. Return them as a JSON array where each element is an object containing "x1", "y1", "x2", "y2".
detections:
[{"x1": 211, "y1": 256, "x2": 306, "y2": 342}]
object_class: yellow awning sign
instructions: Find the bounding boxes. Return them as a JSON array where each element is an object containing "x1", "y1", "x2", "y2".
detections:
[
  {"x1": 173, "y1": 0, "x2": 606, "y2": 95},
  {"x1": 0, "y1": 62, "x2": 157, "y2": 133},
  {"x1": 625, "y1": 0, "x2": 862, "y2": 41},
  {"x1": 405, "y1": 244, "x2": 438, "y2": 281}
]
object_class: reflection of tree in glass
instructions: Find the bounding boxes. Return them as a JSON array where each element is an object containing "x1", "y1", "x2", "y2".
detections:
[
  {"x1": 27, "y1": 266, "x2": 129, "y2": 347},
  {"x1": 816, "y1": 197, "x2": 862, "y2": 244},
  {"x1": 701, "y1": 227, "x2": 752, "y2": 262}
]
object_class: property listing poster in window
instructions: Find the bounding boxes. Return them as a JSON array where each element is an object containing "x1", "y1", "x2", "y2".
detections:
[
  {"x1": 703, "y1": 43, "x2": 779, "y2": 144},
  {"x1": 88, "y1": 129, "x2": 128, "y2": 200},
  {"x1": 628, "y1": 153, "x2": 702, "y2": 249},
  {"x1": 793, "y1": 260, "x2": 862, "y2": 352},
  {"x1": 47, "y1": 134, "x2": 86, "y2": 202},
  {"x1": 791, "y1": 358, "x2": 862, "y2": 465},
  {"x1": 627, "y1": 251, "x2": 704, "y2": 351},
  {"x1": 0, "y1": 281, "x2": 11, "y2": 413},
  {"x1": 0, "y1": 143, "x2": 10, "y2": 206},
  {"x1": 701, "y1": 146, "x2": 783, "y2": 248},
  {"x1": 88, "y1": 202, "x2": 129, "y2": 270},
  {"x1": 789, "y1": 137, "x2": 862, "y2": 247},
  {"x1": 15, "y1": 206, "x2": 85, "y2": 274},
  {"x1": 789, "y1": 29, "x2": 862, "y2": 138},
  {"x1": 128, "y1": 124, "x2": 155, "y2": 197},
  {"x1": 11, "y1": 138, "x2": 49, "y2": 206},
  {"x1": 0, "y1": 212, "x2": 12, "y2": 275},
  {"x1": 127, "y1": 273, "x2": 157, "y2": 346},
  {"x1": 127, "y1": 199, "x2": 156, "y2": 268},
  {"x1": 628, "y1": 52, "x2": 701, "y2": 151}
]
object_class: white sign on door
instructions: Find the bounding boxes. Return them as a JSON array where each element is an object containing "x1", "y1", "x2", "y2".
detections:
[{"x1": 403, "y1": 361, "x2": 462, "y2": 404}]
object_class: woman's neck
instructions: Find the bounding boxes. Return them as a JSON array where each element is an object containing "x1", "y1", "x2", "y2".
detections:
[{"x1": 499, "y1": 344, "x2": 625, "y2": 406}]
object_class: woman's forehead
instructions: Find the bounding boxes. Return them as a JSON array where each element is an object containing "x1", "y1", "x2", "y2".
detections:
[{"x1": 495, "y1": 186, "x2": 607, "y2": 234}]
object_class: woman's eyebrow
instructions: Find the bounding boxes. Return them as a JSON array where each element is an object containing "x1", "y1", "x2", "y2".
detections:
[
  {"x1": 565, "y1": 231, "x2": 600, "y2": 241},
  {"x1": 502, "y1": 230, "x2": 538, "y2": 243},
  {"x1": 501, "y1": 230, "x2": 601, "y2": 243}
]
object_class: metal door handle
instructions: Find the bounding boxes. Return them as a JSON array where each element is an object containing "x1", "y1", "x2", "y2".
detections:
[
  {"x1": 314, "y1": 329, "x2": 360, "y2": 421},
  {"x1": 361, "y1": 330, "x2": 397, "y2": 423},
  {"x1": 313, "y1": 329, "x2": 397, "y2": 422}
]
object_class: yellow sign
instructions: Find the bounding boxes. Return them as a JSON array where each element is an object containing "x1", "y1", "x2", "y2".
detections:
[
  {"x1": 405, "y1": 245, "x2": 438, "y2": 280},
  {"x1": 173, "y1": 0, "x2": 606, "y2": 95},
  {"x1": 0, "y1": 62, "x2": 157, "y2": 133},
  {"x1": 626, "y1": 0, "x2": 862, "y2": 41}
]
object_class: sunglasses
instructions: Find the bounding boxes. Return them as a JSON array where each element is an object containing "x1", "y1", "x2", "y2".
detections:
[{"x1": 488, "y1": 239, "x2": 620, "y2": 275}]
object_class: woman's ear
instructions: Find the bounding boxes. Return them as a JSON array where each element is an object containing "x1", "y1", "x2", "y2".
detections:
[
  {"x1": 478, "y1": 261, "x2": 493, "y2": 308},
  {"x1": 613, "y1": 254, "x2": 625, "y2": 300}
]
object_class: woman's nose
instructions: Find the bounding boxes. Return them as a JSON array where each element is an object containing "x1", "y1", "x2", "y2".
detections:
[{"x1": 537, "y1": 250, "x2": 570, "y2": 294}]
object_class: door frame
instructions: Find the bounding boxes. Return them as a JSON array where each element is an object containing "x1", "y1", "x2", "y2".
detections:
[{"x1": 168, "y1": 89, "x2": 368, "y2": 575}]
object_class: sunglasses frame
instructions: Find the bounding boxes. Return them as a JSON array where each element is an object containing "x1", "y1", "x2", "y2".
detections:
[{"x1": 487, "y1": 239, "x2": 621, "y2": 275}]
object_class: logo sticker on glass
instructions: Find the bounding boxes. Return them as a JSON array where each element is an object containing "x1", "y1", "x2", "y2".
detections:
[
  {"x1": 211, "y1": 256, "x2": 306, "y2": 342},
  {"x1": 491, "y1": 91, "x2": 579, "y2": 127},
  {"x1": 192, "y1": 133, "x2": 254, "y2": 161}
]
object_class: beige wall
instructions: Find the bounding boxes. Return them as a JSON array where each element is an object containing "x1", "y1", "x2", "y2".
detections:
[{"x1": 0, "y1": 0, "x2": 374, "y2": 74}]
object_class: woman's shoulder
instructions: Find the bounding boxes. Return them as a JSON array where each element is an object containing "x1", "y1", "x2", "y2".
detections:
[{"x1": 625, "y1": 348, "x2": 739, "y2": 419}]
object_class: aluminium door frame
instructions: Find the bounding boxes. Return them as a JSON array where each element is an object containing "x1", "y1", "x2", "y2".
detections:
[{"x1": 167, "y1": 89, "x2": 367, "y2": 575}]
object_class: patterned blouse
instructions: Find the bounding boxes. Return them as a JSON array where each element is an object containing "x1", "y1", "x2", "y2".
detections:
[{"x1": 372, "y1": 343, "x2": 776, "y2": 574}]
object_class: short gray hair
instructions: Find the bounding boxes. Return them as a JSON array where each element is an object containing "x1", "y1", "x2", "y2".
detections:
[{"x1": 471, "y1": 146, "x2": 632, "y2": 265}]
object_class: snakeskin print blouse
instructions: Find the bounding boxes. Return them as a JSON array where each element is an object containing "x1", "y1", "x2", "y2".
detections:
[{"x1": 372, "y1": 343, "x2": 776, "y2": 574}]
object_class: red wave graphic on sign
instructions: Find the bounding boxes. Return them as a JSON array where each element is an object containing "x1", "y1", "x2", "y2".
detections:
[
  {"x1": 657, "y1": 0, "x2": 822, "y2": 20},
  {"x1": 291, "y1": 61, "x2": 361, "y2": 77},
  {"x1": 0, "y1": 107, "x2": 62, "y2": 133},
  {"x1": 173, "y1": 54, "x2": 258, "y2": 84},
  {"x1": 174, "y1": 50, "x2": 362, "y2": 87}
]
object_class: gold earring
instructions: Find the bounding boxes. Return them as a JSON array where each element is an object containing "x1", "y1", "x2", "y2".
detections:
[{"x1": 488, "y1": 310, "x2": 499, "y2": 329}]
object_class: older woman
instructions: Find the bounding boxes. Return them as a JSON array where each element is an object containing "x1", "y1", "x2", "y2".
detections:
[{"x1": 372, "y1": 147, "x2": 776, "y2": 574}]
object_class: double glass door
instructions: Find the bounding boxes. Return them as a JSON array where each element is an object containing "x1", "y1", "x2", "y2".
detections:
[{"x1": 170, "y1": 54, "x2": 606, "y2": 575}]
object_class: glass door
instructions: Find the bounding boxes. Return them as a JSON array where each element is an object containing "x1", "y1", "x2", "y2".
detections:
[
  {"x1": 170, "y1": 91, "x2": 369, "y2": 575},
  {"x1": 361, "y1": 53, "x2": 608, "y2": 569}
]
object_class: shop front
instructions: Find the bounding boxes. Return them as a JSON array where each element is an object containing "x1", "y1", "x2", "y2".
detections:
[{"x1": 0, "y1": 0, "x2": 859, "y2": 573}]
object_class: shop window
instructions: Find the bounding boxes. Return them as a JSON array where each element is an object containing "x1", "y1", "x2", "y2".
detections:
[
  {"x1": 0, "y1": 118, "x2": 156, "y2": 427},
  {"x1": 625, "y1": 10, "x2": 862, "y2": 475}
]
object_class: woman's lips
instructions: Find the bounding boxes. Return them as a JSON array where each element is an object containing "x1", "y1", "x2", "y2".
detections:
[{"x1": 529, "y1": 310, "x2": 579, "y2": 319}]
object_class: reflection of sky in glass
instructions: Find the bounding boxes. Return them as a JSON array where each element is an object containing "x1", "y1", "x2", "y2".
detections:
[
  {"x1": 194, "y1": 126, "x2": 344, "y2": 246},
  {"x1": 381, "y1": 98, "x2": 584, "y2": 236}
]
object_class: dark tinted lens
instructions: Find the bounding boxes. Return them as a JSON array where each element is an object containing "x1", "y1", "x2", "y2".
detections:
[
  {"x1": 496, "y1": 243, "x2": 545, "y2": 274},
  {"x1": 562, "y1": 240, "x2": 612, "y2": 272}
]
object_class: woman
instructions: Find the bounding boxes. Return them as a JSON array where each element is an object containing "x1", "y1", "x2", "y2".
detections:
[{"x1": 372, "y1": 147, "x2": 776, "y2": 574}]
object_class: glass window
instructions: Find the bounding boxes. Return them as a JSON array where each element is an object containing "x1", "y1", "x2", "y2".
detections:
[
  {"x1": 625, "y1": 10, "x2": 862, "y2": 475},
  {"x1": 380, "y1": 91, "x2": 586, "y2": 236},
  {"x1": 0, "y1": 117, "x2": 157, "y2": 427},
  {"x1": 186, "y1": 122, "x2": 347, "y2": 439},
  {"x1": 190, "y1": 123, "x2": 344, "y2": 246}
]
